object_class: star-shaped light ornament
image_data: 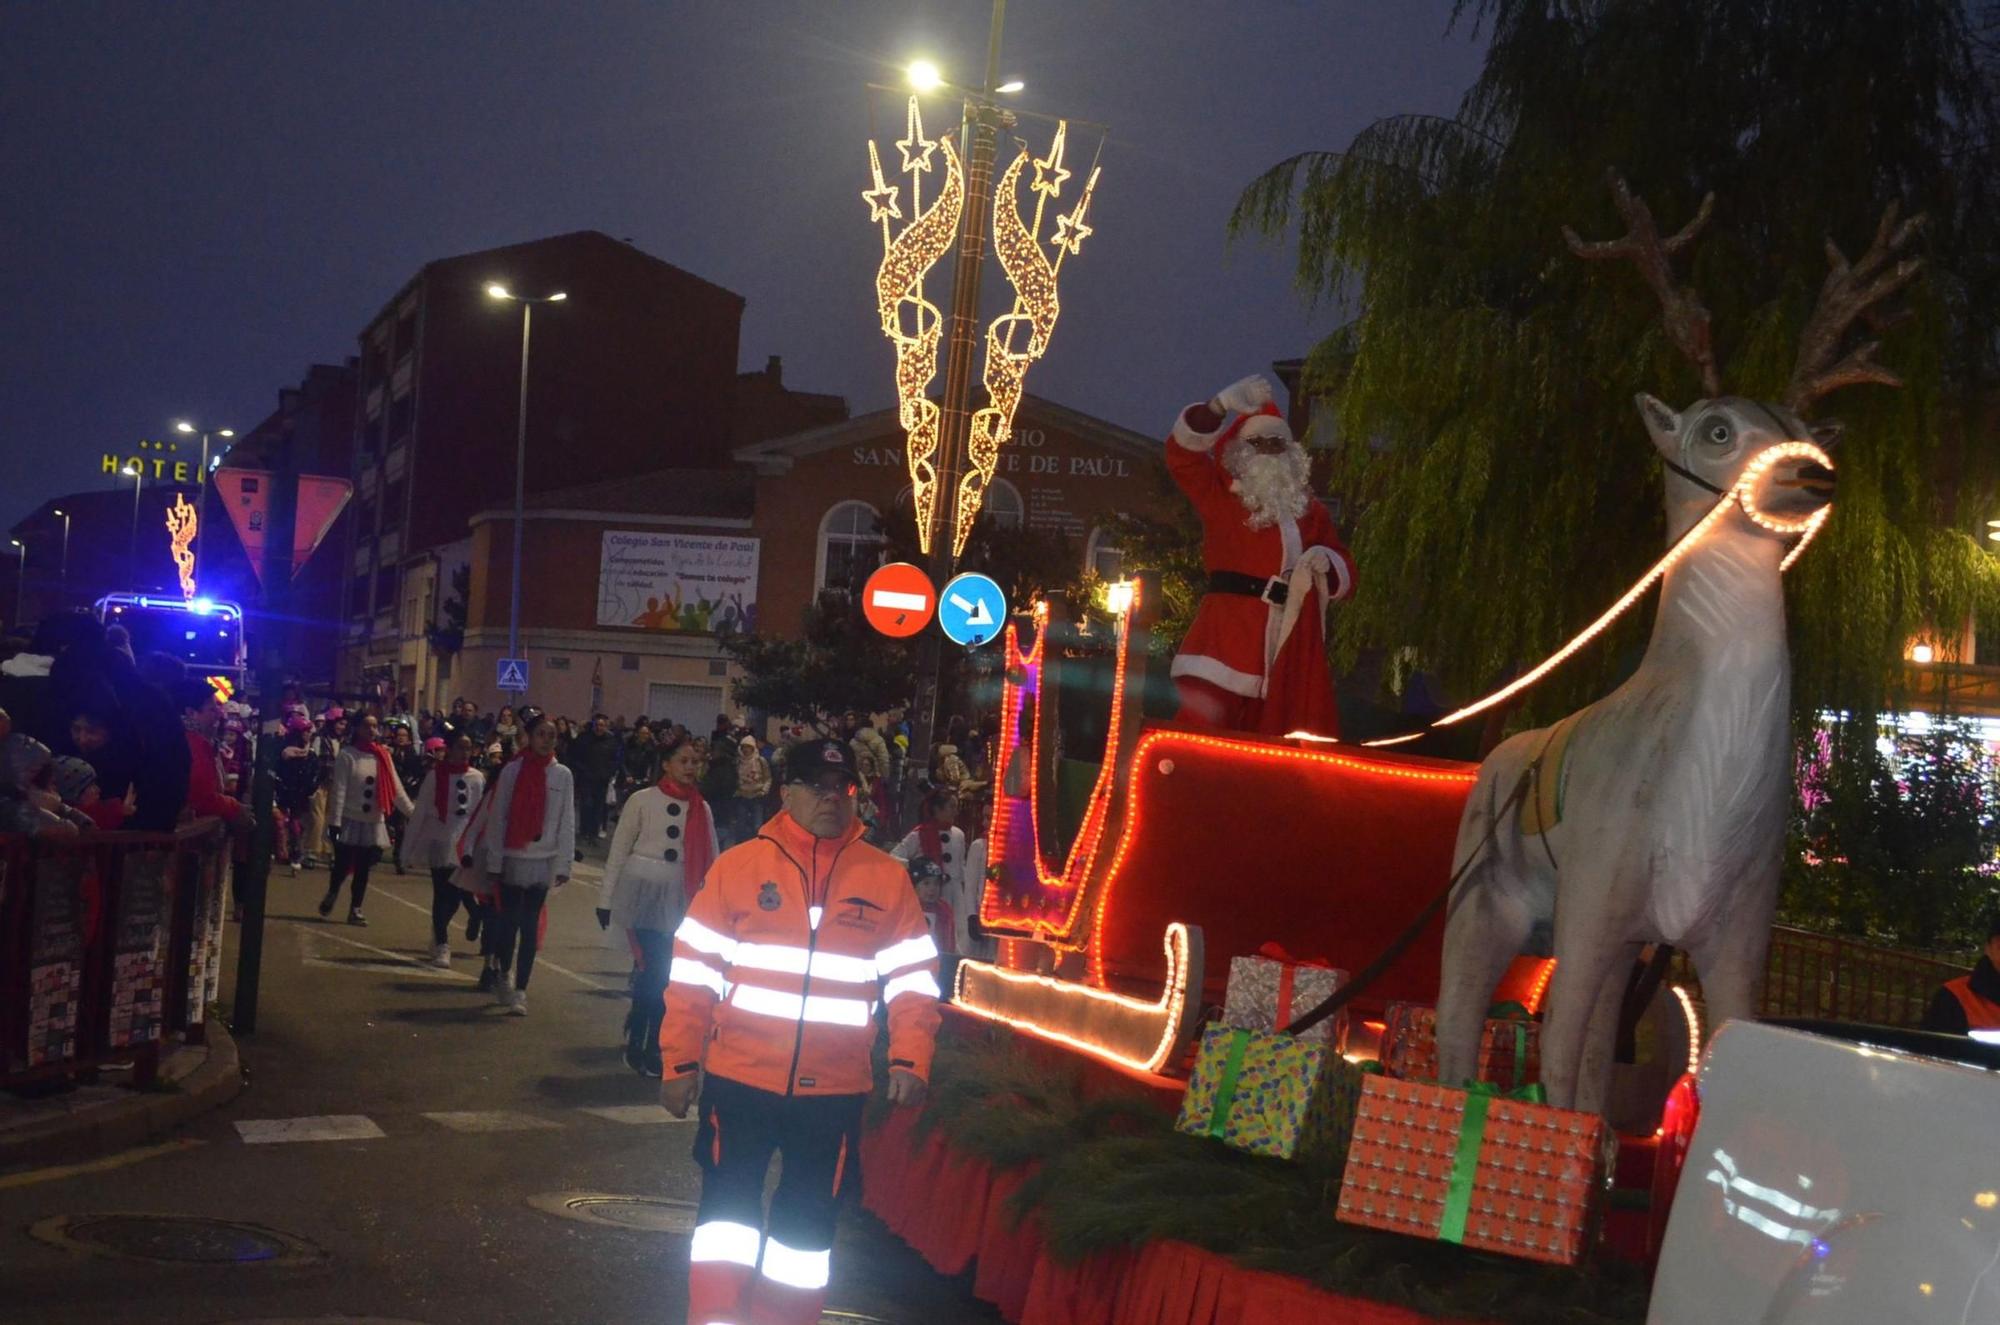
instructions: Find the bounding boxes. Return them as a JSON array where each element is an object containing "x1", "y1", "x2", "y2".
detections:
[
  {"x1": 1031, "y1": 122, "x2": 1071, "y2": 199},
  {"x1": 1053, "y1": 210, "x2": 1093, "y2": 258},
  {"x1": 896, "y1": 97, "x2": 937, "y2": 175},
  {"x1": 862, "y1": 142, "x2": 902, "y2": 223}
]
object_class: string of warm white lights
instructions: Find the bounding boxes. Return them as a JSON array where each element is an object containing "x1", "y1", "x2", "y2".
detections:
[
  {"x1": 951, "y1": 127, "x2": 1102, "y2": 557},
  {"x1": 953, "y1": 921, "x2": 1194, "y2": 1074},
  {"x1": 864, "y1": 98, "x2": 1102, "y2": 556},
  {"x1": 866, "y1": 98, "x2": 963, "y2": 554},
  {"x1": 1362, "y1": 440, "x2": 1834, "y2": 745},
  {"x1": 166, "y1": 494, "x2": 198, "y2": 599}
]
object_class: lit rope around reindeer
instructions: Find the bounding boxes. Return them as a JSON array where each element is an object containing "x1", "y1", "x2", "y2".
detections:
[{"x1": 1360, "y1": 437, "x2": 1834, "y2": 747}]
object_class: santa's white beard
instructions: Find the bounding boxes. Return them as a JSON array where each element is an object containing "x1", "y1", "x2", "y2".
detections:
[{"x1": 1225, "y1": 444, "x2": 1312, "y2": 529}]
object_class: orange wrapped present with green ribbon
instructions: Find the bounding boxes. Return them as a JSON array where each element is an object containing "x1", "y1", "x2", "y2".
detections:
[{"x1": 1334, "y1": 1074, "x2": 1615, "y2": 1266}]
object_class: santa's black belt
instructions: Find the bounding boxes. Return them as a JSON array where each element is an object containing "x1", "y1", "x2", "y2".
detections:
[{"x1": 1205, "y1": 570, "x2": 1288, "y2": 605}]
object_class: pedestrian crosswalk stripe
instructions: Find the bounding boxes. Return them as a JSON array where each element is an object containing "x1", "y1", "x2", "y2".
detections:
[
  {"x1": 578, "y1": 1104, "x2": 691, "y2": 1126},
  {"x1": 234, "y1": 1115, "x2": 387, "y2": 1144},
  {"x1": 421, "y1": 1110, "x2": 564, "y2": 1133}
]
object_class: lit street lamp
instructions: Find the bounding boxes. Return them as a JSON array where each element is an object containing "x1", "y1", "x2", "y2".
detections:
[
  {"x1": 174, "y1": 419, "x2": 234, "y2": 589},
  {"x1": 485, "y1": 284, "x2": 568, "y2": 672},
  {"x1": 50, "y1": 507, "x2": 70, "y2": 605}
]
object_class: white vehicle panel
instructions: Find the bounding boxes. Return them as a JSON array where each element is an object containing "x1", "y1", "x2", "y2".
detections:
[{"x1": 1651, "y1": 1020, "x2": 2000, "y2": 1324}]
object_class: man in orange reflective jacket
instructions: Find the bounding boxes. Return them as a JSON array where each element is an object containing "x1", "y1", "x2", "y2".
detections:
[
  {"x1": 660, "y1": 738, "x2": 941, "y2": 1325},
  {"x1": 1922, "y1": 915, "x2": 2000, "y2": 1035}
]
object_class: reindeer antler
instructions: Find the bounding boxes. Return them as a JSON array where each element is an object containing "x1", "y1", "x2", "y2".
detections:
[
  {"x1": 1564, "y1": 172, "x2": 1721, "y2": 398},
  {"x1": 1783, "y1": 203, "x2": 1926, "y2": 416}
]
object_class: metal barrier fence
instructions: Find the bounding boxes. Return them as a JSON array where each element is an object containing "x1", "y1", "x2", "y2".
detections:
[
  {"x1": 0, "y1": 821, "x2": 229, "y2": 1090},
  {"x1": 1672, "y1": 925, "x2": 1969, "y2": 1028}
]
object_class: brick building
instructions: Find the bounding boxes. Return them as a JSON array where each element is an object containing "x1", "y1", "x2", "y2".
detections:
[{"x1": 335, "y1": 230, "x2": 774, "y2": 703}]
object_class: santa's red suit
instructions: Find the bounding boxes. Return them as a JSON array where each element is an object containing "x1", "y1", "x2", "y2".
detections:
[{"x1": 1167, "y1": 395, "x2": 1355, "y2": 738}]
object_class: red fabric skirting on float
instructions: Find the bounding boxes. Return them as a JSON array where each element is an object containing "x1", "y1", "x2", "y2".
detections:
[{"x1": 860, "y1": 1106, "x2": 1477, "y2": 1325}]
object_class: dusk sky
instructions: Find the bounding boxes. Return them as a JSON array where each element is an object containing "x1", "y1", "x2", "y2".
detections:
[{"x1": 0, "y1": 2, "x2": 1487, "y2": 535}]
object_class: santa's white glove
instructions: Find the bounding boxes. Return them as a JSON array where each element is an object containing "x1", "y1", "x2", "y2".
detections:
[{"x1": 1211, "y1": 375, "x2": 1274, "y2": 416}]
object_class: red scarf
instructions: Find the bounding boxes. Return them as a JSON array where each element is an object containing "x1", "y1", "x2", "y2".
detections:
[
  {"x1": 658, "y1": 776, "x2": 716, "y2": 892},
  {"x1": 918, "y1": 820, "x2": 949, "y2": 864},
  {"x1": 504, "y1": 752, "x2": 554, "y2": 850},
  {"x1": 433, "y1": 761, "x2": 469, "y2": 822},
  {"x1": 358, "y1": 742, "x2": 396, "y2": 820}
]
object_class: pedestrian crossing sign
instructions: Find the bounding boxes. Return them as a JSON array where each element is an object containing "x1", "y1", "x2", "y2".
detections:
[{"x1": 497, "y1": 657, "x2": 530, "y2": 692}]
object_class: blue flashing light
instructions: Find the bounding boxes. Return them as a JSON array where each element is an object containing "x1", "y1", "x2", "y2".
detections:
[{"x1": 190, "y1": 597, "x2": 215, "y2": 615}]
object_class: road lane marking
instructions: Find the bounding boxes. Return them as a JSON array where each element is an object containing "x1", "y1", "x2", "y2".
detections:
[
  {"x1": 366, "y1": 881, "x2": 619, "y2": 991},
  {"x1": 578, "y1": 1104, "x2": 693, "y2": 1126},
  {"x1": 234, "y1": 1115, "x2": 386, "y2": 1144},
  {"x1": 282, "y1": 918, "x2": 474, "y2": 981},
  {"x1": 0, "y1": 1137, "x2": 204, "y2": 1190},
  {"x1": 421, "y1": 1110, "x2": 563, "y2": 1133}
]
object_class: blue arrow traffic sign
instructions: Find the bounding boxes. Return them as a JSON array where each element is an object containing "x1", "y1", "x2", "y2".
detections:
[
  {"x1": 497, "y1": 657, "x2": 531, "y2": 692},
  {"x1": 937, "y1": 572, "x2": 1008, "y2": 647}
]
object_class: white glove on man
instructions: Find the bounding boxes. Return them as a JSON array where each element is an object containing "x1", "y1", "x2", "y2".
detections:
[{"x1": 1211, "y1": 374, "x2": 1274, "y2": 416}]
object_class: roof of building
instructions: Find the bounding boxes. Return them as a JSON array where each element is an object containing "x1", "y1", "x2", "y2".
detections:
[
  {"x1": 363, "y1": 230, "x2": 745, "y2": 333},
  {"x1": 730, "y1": 393, "x2": 1160, "y2": 472}
]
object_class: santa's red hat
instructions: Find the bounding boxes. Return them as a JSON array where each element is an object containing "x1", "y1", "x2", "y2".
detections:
[{"x1": 1214, "y1": 402, "x2": 1294, "y2": 465}]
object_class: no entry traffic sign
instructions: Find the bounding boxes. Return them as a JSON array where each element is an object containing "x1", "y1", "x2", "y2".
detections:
[{"x1": 862, "y1": 562, "x2": 936, "y2": 638}]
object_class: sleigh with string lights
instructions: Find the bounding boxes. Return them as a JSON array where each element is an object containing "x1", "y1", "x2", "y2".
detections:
[{"x1": 948, "y1": 578, "x2": 1501, "y2": 1076}]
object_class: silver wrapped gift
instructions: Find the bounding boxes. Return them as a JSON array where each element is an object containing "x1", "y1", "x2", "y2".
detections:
[{"x1": 1221, "y1": 951, "x2": 1348, "y2": 1049}]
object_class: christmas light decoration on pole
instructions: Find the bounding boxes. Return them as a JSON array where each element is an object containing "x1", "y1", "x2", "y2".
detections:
[
  {"x1": 166, "y1": 494, "x2": 198, "y2": 599},
  {"x1": 864, "y1": 96, "x2": 1103, "y2": 556}
]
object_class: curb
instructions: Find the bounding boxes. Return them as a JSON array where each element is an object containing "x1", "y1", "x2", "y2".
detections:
[{"x1": 0, "y1": 1020, "x2": 244, "y2": 1170}]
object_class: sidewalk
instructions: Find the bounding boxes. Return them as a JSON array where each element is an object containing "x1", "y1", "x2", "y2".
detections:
[{"x1": 0, "y1": 1020, "x2": 242, "y2": 1171}]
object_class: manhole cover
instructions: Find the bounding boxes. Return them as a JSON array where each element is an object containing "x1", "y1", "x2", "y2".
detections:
[
  {"x1": 29, "y1": 1213, "x2": 323, "y2": 1266},
  {"x1": 526, "y1": 1191, "x2": 699, "y2": 1233}
]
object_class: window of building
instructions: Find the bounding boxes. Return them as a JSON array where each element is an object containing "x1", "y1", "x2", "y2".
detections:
[
  {"x1": 816, "y1": 500, "x2": 885, "y2": 595},
  {"x1": 349, "y1": 572, "x2": 370, "y2": 616},
  {"x1": 394, "y1": 307, "x2": 418, "y2": 362},
  {"x1": 388, "y1": 392, "x2": 414, "y2": 444},
  {"x1": 360, "y1": 416, "x2": 383, "y2": 458},
  {"x1": 354, "y1": 498, "x2": 377, "y2": 537},
  {"x1": 1085, "y1": 526, "x2": 1125, "y2": 580},
  {"x1": 984, "y1": 478, "x2": 1025, "y2": 530},
  {"x1": 380, "y1": 477, "x2": 406, "y2": 530},
  {"x1": 375, "y1": 566, "x2": 397, "y2": 613},
  {"x1": 621, "y1": 654, "x2": 640, "y2": 671}
]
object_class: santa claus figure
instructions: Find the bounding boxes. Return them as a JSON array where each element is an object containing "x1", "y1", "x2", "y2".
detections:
[{"x1": 1165, "y1": 374, "x2": 1355, "y2": 738}]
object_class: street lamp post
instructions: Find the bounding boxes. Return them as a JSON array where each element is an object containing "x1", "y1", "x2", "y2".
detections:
[
  {"x1": 50, "y1": 508, "x2": 70, "y2": 607},
  {"x1": 903, "y1": 0, "x2": 1015, "y2": 812},
  {"x1": 485, "y1": 284, "x2": 567, "y2": 676},
  {"x1": 122, "y1": 462, "x2": 144, "y2": 585},
  {"x1": 174, "y1": 420, "x2": 234, "y2": 591},
  {"x1": 8, "y1": 540, "x2": 23, "y2": 629}
]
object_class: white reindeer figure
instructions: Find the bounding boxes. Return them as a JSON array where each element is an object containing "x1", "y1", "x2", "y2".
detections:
[{"x1": 1435, "y1": 177, "x2": 1923, "y2": 1115}]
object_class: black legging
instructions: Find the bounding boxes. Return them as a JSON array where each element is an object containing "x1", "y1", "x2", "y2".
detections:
[
  {"x1": 326, "y1": 843, "x2": 381, "y2": 909},
  {"x1": 490, "y1": 883, "x2": 549, "y2": 991},
  {"x1": 430, "y1": 867, "x2": 481, "y2": 946},
  {"x1": 624, "y1": 927, "x2": 671, "y2": 1067}
]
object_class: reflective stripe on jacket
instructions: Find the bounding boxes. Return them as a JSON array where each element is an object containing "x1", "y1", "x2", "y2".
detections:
[
  {"x1": 659, "y1": 810, "x2": 942, "y2": 1097},
  {"x1": 1945, "y1": 975, "x2": 2000, "y2": 1031}
]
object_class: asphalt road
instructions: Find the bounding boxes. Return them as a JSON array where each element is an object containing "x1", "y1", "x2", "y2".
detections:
[{"x1": 0, "y1": 855, "x2": 1002, "y2": 1325}]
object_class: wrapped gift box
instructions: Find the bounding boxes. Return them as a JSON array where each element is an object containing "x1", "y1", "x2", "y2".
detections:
[
  {"x1": 1335, "y1": 1074, "x2": 1614, "y2": 1266},
  {"x1": 1221, "y1": 948, "x2": 1349, "y2": 1049},
  {"x1": 1381, "y1": 1001, "x2": 1540, "y2": 1090},
  {"x1": 1175, "y1": 1026, "x2": 1376, "y2": 1174}
]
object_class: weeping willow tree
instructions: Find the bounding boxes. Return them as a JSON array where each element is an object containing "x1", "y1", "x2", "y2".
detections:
[{"x1": 1233, "y1": 0, "x2": 2000, "y2": 741}]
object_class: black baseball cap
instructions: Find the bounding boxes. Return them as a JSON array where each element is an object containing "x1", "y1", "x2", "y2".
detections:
[{"x1": 784, "y1": 738, "x2": 861, "y2": 787}]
